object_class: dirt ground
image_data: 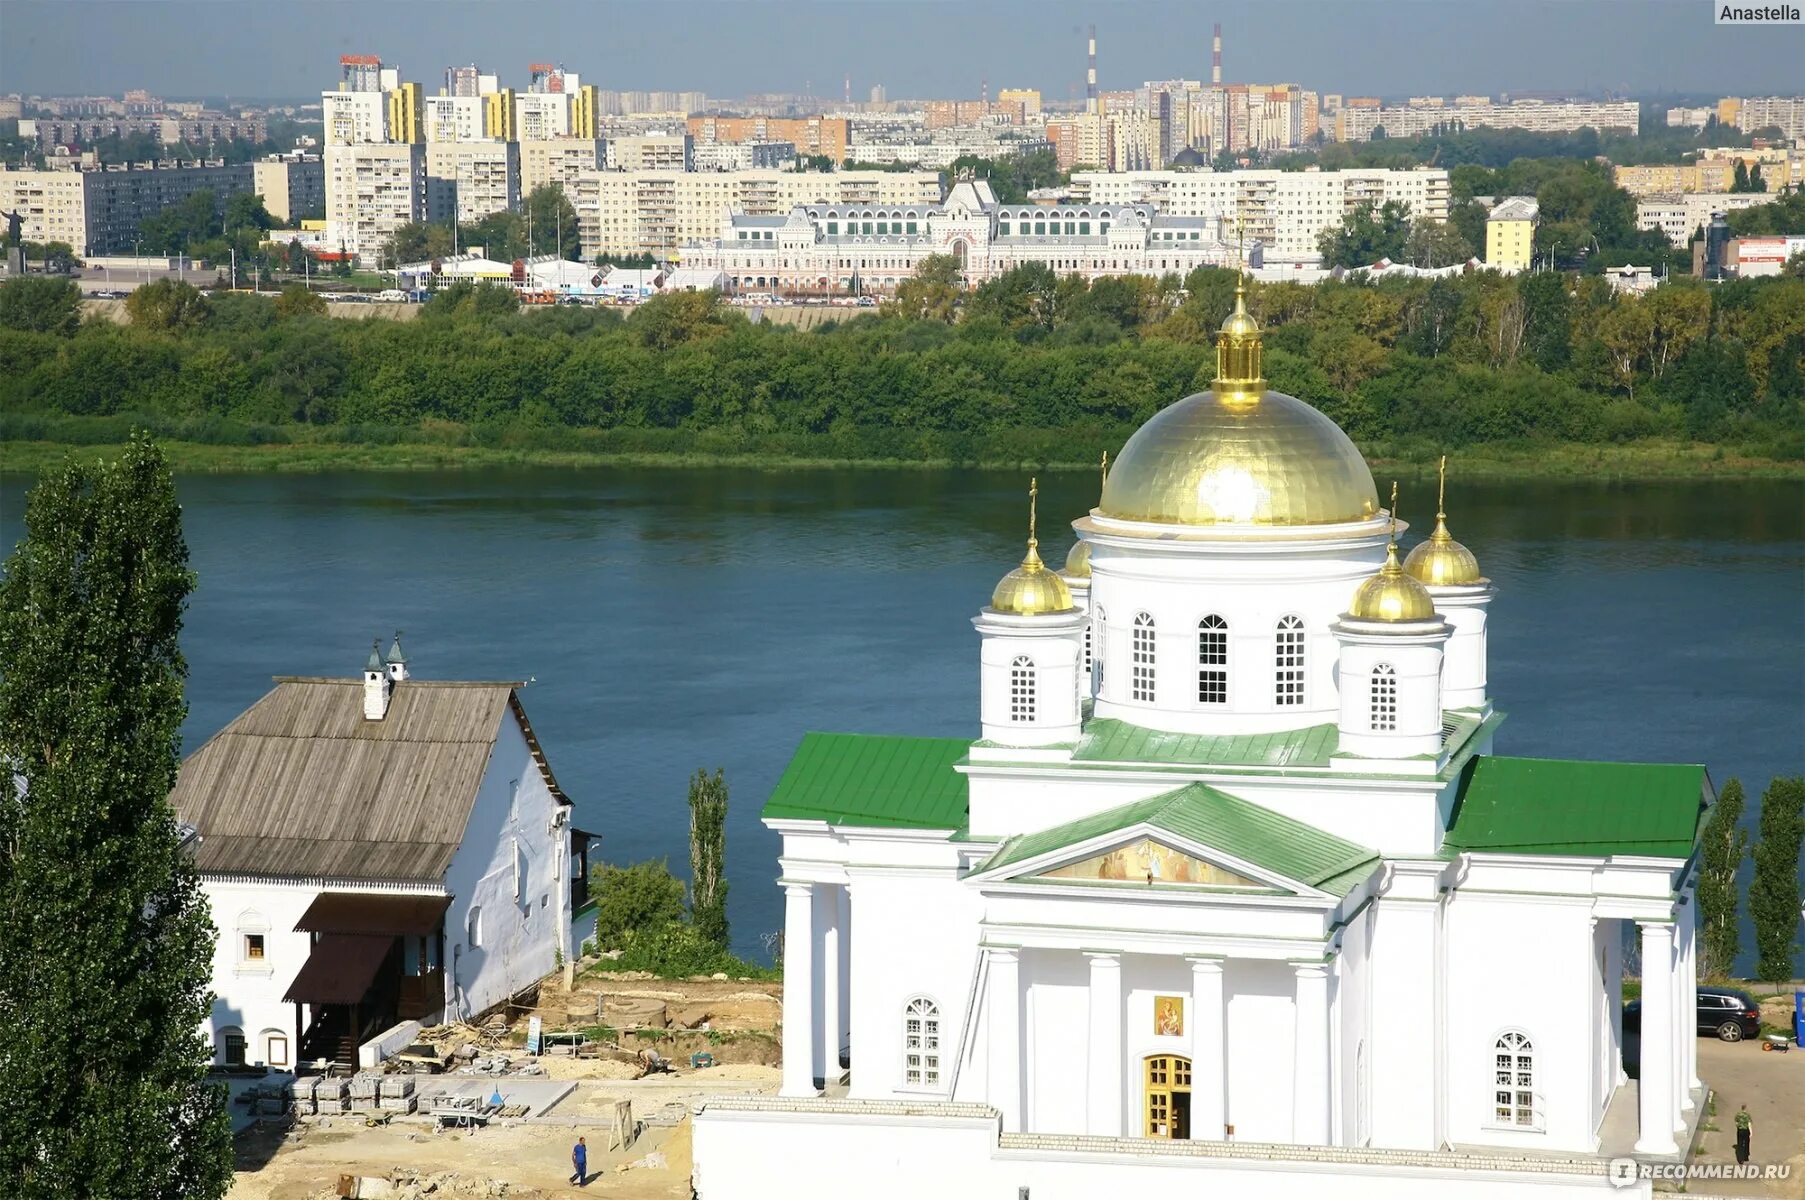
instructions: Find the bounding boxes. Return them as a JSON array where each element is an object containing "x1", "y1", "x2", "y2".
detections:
[
  {"x1": 1686, "y1": 1034, "x2": 1805, "y2": 1198},
  {"x1": 227, "y1": 1067, "x2": 779, "y2": 1200}
]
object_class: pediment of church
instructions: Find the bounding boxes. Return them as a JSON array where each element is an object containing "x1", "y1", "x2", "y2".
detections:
[{"x1": 1032, "y1": 836, "x2": 1268, "y2": 890}]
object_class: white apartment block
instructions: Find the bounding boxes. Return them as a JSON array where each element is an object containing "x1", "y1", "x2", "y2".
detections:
[
  {"x1": 1664, "y1": 106, "x2": 1714, "y2": 129},
  {"x1": 1635, "y1": 193, "x2": 1768, "y2": 247},
  {"x1": 423, "y1": 96, "x2": 485, "y2": 144},
  {"x1": 682, "y1": 179, "x2": 1241, "y2": 296},
  {"x1": 513, "y1": 93, "x2": 570, "y2": 141},
  {"x1": 1337, "y1": 100, "x2": 1638, "y2": 141},
  {"x1": 322, "y1": 91, "x2": 388, "y2": 146},
  {"x1": 1071, "y1": 168, "x2": 1450, "y2": 262},
  {"x1": 1730, "y1": 96, "x2": 1805, "y2": 140},
  {"x1": 520, "y1": 138, "x2": 604, "y2": 195},
  {"x1": 569, "y1": 168, "x2": 941, "y2": 260},
  {"x1": 324, "y1": 142, "x2": 426, "y2": 262},
  {"x1": 0, "y1": 160, "x2": 255, "y2": 255},
  {"x1": 692, "y1": 142, "x2": 798, "y2": 172},
  {"x1": 426, "y1": 141, "x2": 521, "y2": 224},
  {"x1": 0, "y1": 166, "x2": 94, "y2": 253},
  {"x1": 605, "y1": 134, "x2": 694, "y2": 172}
]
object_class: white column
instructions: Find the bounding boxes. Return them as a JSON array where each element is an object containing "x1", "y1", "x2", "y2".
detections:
[
  {"x1": 1683, "y1": 899, "x2": 1701, "y2": 1096},
  {"x1": 1671, "y1": 908, "x2": 1686, "y2": 1130},
  {"x1": 836, "y1": 884, "x2": 852, "y2": 1059},
  {"x1": 820, "y1": 885, "x2": 842, "y2": 1086},
  {"x1": 1188, "y1": 956, "x2": 1226, "y2": 1141},
  {"x1": 1634, "y1": 921, "x2": 1678, "y2": 1155},
  {"x1": 1292, "y1": 961, "x2": 1331, "y2": 1145},
  {"x1": 780, "y1": 881, "x2": 820, "y2": 1097},
  {"x1": 1084, "y1": 952, "x2": 1123, "y2": 1136},
  {"x1": 988, "y1": 947, "x2": 1022, "y2": 1132}
]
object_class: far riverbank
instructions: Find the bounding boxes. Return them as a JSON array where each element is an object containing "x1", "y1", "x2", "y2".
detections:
[{"x1": 2, "y1": 433, "x2": 1801, "y2": 481}]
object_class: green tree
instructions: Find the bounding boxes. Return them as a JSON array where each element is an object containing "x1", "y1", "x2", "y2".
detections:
[
  {"x1": 274, "y1": 283, "x2": 327, "y2": 319},
  {"x1": 522, "y1": 184, "x2": 580, "y2": 260},
  {"x1": 687, "y1": 768, "x2": 730, "y2": 949},
  {"x1": 1733, "y1": 161, "x2": 1751, "y2": 193},
  {"x1": 0, "y1": 434, "x2": 233, "y2": 1200},
  {"x1": 1698, "y1": 778, "x2": 1749, "y2": 980},
  {"x1": 1750, "y1": 776, "x2": 1804, "y2": 985},
  {"x1": 1317, "y1": 200, "x2": 1412, "y2": 268},
  {"x1": 592, "y1": 860, "x2": 687, "y2": 948},
  {"x1": 885, "y1": 254, "x2": 961, "y2": 322},
  {"x1": 126, "y1": 278, "x2": 212, "y2": 332},
  {"x1": 0, "y1": 275, "x2": 83, "y2": 335},
  {"x1": 1403, "y1": 216, "x2": 1474, "y2": 268}
]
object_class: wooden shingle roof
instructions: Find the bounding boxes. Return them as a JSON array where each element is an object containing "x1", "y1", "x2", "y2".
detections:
[{"x1": 170, "y1": 678, "x2": 541, "y2": 883}]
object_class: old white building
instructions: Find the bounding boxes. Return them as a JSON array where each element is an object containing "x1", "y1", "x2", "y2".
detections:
[
  {"x1": 683, "y1": 178, "x2": 1242, "y2": 296},
  {"x1": 170, "y1": 639, "x2": 590, "y2": 1072},
  {"x1": 693, "y1": 287, "x2": 1707, "y2": 1200}
]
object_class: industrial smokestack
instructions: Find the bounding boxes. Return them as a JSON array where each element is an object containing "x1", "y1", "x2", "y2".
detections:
[
  {"x1": 1087, "y1": 25, "x2": 1098, "y2": 113},
  {"x1": 844, "y1": 74, "x2": 851, "y2": 105},
  {"x1": 982, "y1": 78, "x2": 989, "y2": 107},
  {"x1": 1212, "y1": 23, "x2": 1222, "y2": 86}
]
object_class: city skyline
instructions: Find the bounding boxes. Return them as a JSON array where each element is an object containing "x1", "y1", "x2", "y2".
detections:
[{"x1": 3, "y1": 0, "x2": 1801, "y2": 105}]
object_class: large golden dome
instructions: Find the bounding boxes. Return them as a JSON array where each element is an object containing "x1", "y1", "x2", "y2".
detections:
[
  {"x1": 1097, "y1": 279, "x2": 1377, "y2": 527},
  {"x1": 1098, "y1": 390, "x2": 1379, "y2": 526}
]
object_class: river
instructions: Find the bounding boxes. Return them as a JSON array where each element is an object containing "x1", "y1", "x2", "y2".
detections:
[{"x1": 3, "y1": 467, "x2": 1802, "y2": 971}]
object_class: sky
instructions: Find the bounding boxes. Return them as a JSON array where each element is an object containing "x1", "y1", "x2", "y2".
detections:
[{"x1": 1, "y1": 0, "x2": 1800, "y2": 104}]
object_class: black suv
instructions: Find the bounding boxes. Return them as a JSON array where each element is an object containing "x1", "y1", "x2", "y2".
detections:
[{"x1": 1694, "y1": 986, "x2": 1762, "y2": 1041}]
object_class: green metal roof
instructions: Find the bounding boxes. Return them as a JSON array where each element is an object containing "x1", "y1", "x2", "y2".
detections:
[
  {"x1": 1442, "y1": 756, "x2": 1708, "y2": 860},
  {"x1": 761, "y1": 732, "x2": 971, "y2": 830},
  {"x1": 979, "y1": 782, "x2": 1380, "y2": 898},
  {"x1": 1073, "y1": 718, "x2": 1341, "y2": 769}
]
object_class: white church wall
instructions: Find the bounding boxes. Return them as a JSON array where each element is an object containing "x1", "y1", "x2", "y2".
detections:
[
  {"x1": 1212, "y1": 775, "x2": 1445, "y2": 857},
  {"x1": 1121, "y1": 953, "x2": 1201, "y2": 1129},
  {"x1": 965, "y1": 770, "x2": 1178, "y2": 839},
  {"x1": 982, "y1": 887, "x2": 1333, "y2": 950},
  {"x1": 693, "y1": 1106, "x2": 1647, "y2": 1200},
  {"x1": 1365, "y1": 874, "x2": 1445, "y2": 1150},
  {"x1": 844, "y1": 866, "x2": 982, "y2": 1100},
  {"x1": 1444, "y1": 891, "x2": 1602, "y2": 1152},
  {"x1": 442, "y1": 710, "x2": 568, "y2": 1021},
  {"x1": 1225, "y1": 957, "x2": 1298, "y2": 1142},
  {"x1": 201, "y1": 877, "x2": 323, "y2": 1069},
  {"x1": 1022, "y1": 949, "x2": 1090, "y2": 1133},
  {"x1": 1334, "y1": 903, "x2": 1375, "y2": 1147}
]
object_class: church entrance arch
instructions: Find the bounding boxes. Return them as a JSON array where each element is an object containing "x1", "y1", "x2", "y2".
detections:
[{"x1": 1143, "y1": 1054, "x2": 1192, "y2": 1138}]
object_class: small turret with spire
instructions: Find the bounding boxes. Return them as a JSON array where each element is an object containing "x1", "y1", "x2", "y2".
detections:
[
  {"x1": 363, "y1": 638, "x2": 392, "y2": 721},
  {"x1": 385, "y1": 631, "x2": 410, "y2": 683},
  {"x1": 1215, "y1": 213, "x2": 1266, "y2": 403}
]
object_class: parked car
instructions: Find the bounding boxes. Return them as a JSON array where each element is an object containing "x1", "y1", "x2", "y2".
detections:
[
  {"x1": 1623, "y1": 986, "x2": 1763, "y2": 1048},
  {"x1": 374, "y1": 289, "x2": 409, "y2": 303}
]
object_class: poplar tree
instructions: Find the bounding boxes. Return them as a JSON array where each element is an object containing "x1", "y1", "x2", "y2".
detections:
[
  {"x1": 0, "y1": 435, "x2": 233, "y2": 1200},
  {"x1": 1697, "y1": 778, "x2": 1748, "y2": 980},
  {"x1": 687, "y1": 767, "x2": 730, "y2": 950},
  {"x1": 1750, "y1": 776, "x2": 1804, "y2": 986}
]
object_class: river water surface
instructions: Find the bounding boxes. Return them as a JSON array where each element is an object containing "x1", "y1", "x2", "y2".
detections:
[{"x1": 3, "y1": 467, "x2": 1802, "y2": 970}]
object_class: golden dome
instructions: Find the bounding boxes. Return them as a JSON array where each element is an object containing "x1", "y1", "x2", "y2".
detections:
[
  {"x1": 991, "y1": 476, "x2": 1075, "y2": 616},
  {"x1": 1061, "y1": 539, "x2": 1091, "y2": 581},
  {"x1": 1349, "y1": 541, "x2": 1437, "y2": 622},
  {"x1": 992, "y1": 543, "x2": 1075, "y2": 615},
  {"x1": 1403, "y1": 457, "x2": 1484, "y2": 586},
  {"x1": 1098, "y1": 389, "x2": 1379, "y2": 526}
]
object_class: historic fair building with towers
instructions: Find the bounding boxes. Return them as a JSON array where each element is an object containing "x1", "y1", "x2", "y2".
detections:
[{"x1": 693, "y1": 282, "x2": 1710, "y2": 1200}]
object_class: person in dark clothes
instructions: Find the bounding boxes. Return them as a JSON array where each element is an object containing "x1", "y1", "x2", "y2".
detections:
[
  {"x1": 1734, "y1": 1104, "x2": 1751, "y2": 1165},
  {"x1": 571, "y1": 1135, "x2": 588, "y2": 1185}
]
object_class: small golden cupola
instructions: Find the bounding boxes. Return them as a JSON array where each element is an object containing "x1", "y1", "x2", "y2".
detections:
[
  {"x1": 1214, "y1": 272, "x2": 1266, "y2": 404},
  {"x1": 1404, "y1": 456, "x2": 1485, "y2": 587},
  {"x1": 991, "y1": 478, "x2": 1075, "y2": 616},
  {"x1": 1349, "y1": 484, "x2": 1437, "y2": 622}
]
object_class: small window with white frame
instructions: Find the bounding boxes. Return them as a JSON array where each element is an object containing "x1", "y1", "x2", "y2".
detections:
[
  {"x1": 1009, "y1": 656, "x2": 1036, "y2": 722},
  {"x1": 1491, "y1": 1031, "x2": 1537, "y2": 1128},
  {"x1": 1370, "y1": 663, "x2": 1397, "y2": 731},
  {"x1": 903, "y1": 996, "x2": 942, "y2": 1089},
  {"x1": 1132, "y1": 612, "x2": 1156, "y2": 702},
  {"x1": 1275, "y1": 616, "x2": 1305, "y2": 706}
]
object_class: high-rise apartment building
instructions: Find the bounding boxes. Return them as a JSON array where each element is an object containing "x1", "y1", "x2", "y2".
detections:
[
  {"x1": 323, "y1": 142, "x2": 426, "y2": 261},
  {"x1": 0, "y1": 160, "x2": 255, "y2": 255},
  {"x1": 687, "y1": 116, "x2": 852, "y2": 163},
  {"x1": 426, "y1": 141, "x2": 521, "y2": 224},
  {"x1": 1336, "y1": 99, "x2": 1638, "y2": 140},
  {"x1": 445, "y1": 65, "x2": 482, "y2": 98},
  {"x1": 519, "y1": 138, "x2": 605, "y2": 194},
  {"x1": 250, "y1": 153, "x2": 326, "y2": 223},
  {"x1": 1725, "y1": 96, "x2": 1805, "y2": 139}
]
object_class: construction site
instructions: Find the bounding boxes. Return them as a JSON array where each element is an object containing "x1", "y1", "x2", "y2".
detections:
[{"x1": 223, "y1": 967, "x2": 782, "y2": 1200}]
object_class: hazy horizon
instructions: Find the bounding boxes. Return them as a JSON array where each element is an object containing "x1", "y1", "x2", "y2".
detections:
[{"x1": 2, "y1": 0, "x2": 1800, "y2": 106}]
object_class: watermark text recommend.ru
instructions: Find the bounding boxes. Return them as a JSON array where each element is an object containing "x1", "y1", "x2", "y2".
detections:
[{"x1": 1609, "y1": 1159, "x2": 1793, "y2": 1188}]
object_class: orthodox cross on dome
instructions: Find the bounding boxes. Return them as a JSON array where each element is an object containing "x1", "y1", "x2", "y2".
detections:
[
  {"x1": 1388, "y1": 480, "x2": 1400, "y2": 544},
  {"x1": 1027, "y1": 476, "x2": 1039, "y2": 550},
  {"x1": 1100, "y1": 449, "x2": 1109, "y2": 493},
  {"x1": 1437, "y1": 454, "x2": 1449, "y2": 520}
]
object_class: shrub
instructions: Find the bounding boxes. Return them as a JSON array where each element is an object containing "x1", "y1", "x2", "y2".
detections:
[
  {"x1": 591, "y1": 859, "x2": 686, "y2": 948},
  {"x1": 613, "y1": 922, "x2": 778, "y2": 980}
]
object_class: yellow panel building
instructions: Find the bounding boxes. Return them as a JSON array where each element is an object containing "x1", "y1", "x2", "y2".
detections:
[{"x1": 1485, "y1": 195, "x2": 1538, "y2": 270}]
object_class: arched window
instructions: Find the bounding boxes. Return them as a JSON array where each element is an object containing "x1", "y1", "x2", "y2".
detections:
[
  {"x1": 219, "y1": 1026, "x2": 246, "y2": 1067},
  {"x1": 1197, "y1": 615, "x2": 1228, "y2": 704},
  {"x1": 1132, "y1": 613, "x2": 1156, "y2": 702},
  {"x1": 467, "y1": 906, "x2": 483, "y2": 950},
  {"x1": 1370, "y1": 663, "x2": 1398, "y2": 731},
  {"x1": 1009, "y1": 656, "x2": 1036, "y2": 722},
  {"x1": 1275, "y1": 616, "x2": 1305, "y2": 706},
  {"x1": 904, "y1": 996, "x2": 942, "y2": 1088},
  {"x1": 1492, "y1": 1031, "x2": 1536, "y2": 1127}
]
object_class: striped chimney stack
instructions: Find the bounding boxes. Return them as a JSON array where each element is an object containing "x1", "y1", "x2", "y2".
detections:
[
  {"x1": 1087, "y1": 25, "x2": 1098, "y2": 112},
  {"x1": 1212, "y1": 23, "x2": 1222, "y2": 86}
]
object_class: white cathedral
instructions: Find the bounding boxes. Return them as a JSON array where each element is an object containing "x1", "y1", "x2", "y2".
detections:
[{"x1": 693, "y1": 283, "x2": 1711, "y2": 1200}]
